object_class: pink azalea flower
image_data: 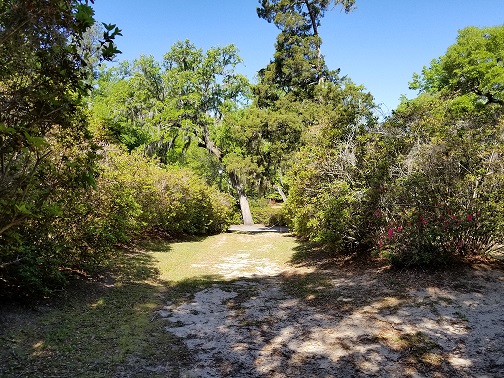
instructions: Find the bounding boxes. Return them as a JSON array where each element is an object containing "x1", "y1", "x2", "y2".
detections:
[{"x1": 387, "y1": 228, "x2": 394, "y2": 239}]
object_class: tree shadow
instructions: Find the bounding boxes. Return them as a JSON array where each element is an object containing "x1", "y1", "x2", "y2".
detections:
[
  {"x1": 157, "y1": 239, "x2": 504, "y2": 377},
  {"x1": 134, "y1": 234, "x2": 207, "y2": 253},
  {"x1": 0, "y1": 248, "x2": 193, "y2": 378},
  {"x1": 3, "y1": 236, "x2": 503, "y2": 377}
]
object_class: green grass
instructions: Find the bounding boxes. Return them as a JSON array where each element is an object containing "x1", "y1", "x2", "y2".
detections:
[
  {"x1": 0, "y1": 249, "x2": 187, "y2": 377},
  {"x1": 142, "y1": 233, "x2": 299, "y2": 282}
]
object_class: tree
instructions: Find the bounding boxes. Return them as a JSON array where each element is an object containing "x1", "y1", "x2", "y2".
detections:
[
  {"x1": 164, "y1": 41, "x2": 255, "y2": 224},
  {"x1": 218, "y1": 95, "x2": 307, "y2": 202},
  {"x1": 92, "y1": 41, "x2": 256, "y2": 224},
  {"x1": 284, "y1": 80, "x2": 378, "y2": 248},
  {"x1": 372, "y1": 26, "x2": 504, "y2": 266},
  {"x1": 0, "y1": 0, "x2": 120, "y2": 236},
  {"x1": 410, "y1": 25, "x2": 504, "y2": 106},
  {"x1": 0, "y1": 0, "x2": 120, "y2": 292},
  {"x1": 255, "y1": 0, "x2": 355, "y2": 104}
]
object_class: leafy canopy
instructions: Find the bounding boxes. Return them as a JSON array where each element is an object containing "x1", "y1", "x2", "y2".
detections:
[
  {"x1": 93, "y1": 40, "x2": 250, "y2": 159},
  {"x1": 0, "y1": 0, "x2": 120, "y2": 237},
  {"x1": 410, "y1": 25, "x2": 504, "y2": 106},
  {"x1": 255, "y1": 0, "x2": 356, "y2": 105}
]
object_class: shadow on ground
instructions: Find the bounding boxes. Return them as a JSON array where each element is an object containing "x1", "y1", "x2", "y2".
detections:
[
  {"x1": 0, "y1": 248, "x2": 193, "y2": 378},
  {"x1": 157, "y1": 239, "x2": 504, "y2": 378},
  {"x1": 2, "y1": 235, "x2": 503, "y2": 377}
]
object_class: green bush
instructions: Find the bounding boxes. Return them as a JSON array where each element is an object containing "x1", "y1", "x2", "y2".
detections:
[
  {"x1": 285, "y1": 140, "x2": 380, "y2": 253},
  {"x1": 0, "y1": 147, "x2": 234, "y2": 297},
  {"x1": 375, "y1": 121, "x2": 504, "y2": 266},
  {"x1": 69, "y1": 147, "x2": 234, "y2": 248},
  {"x1": 250, "y1": 198, "x2": 287, "y2": 226},
  {"x1": 286, "y1": 93, "x2": 504, "y2": 267}
]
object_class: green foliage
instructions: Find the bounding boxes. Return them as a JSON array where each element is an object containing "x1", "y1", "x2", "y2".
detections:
[
  {"x1": 0, "y1": 0, "x2": 121, "y2": 295},
  {"x1": 375, "y1": 95, "x2": 504, "y2": 266},
  {"x1": 249, "y1": 198, "x2": 287, "y2": 226},
  {"x1": 285, "y1": 25, "x2": 504, "y2": 268},
  {"x1": 91, "y1": 41, "x2": 255, "y2": 223},
  {"x1": 378, "y1": 26, "x2": 504, "y2": 265},
  {"x1": 256, "y1": 0, "x2": 356, "y2": 105},
  {"x1": 287, "y1": 89, "x2": 504, "y2": 266},
  {"x1": 284, "y1": 80, "x2": 377, "y2": 248},
  {"x1": 91, "y1": 41, "x2": 250, "y2": 162},
  {"x1": 0, "y1": 145, "x2": 234, "y2": 296},
  {"x1": 93, "y1": 148, "x2": 234, "y2": 237},
  {"x1": 216, "y1": 104, "x2": 298, "y2": 200},
  {"x1": 410, "y1": 25, "x2": 504, "y2": 106}
]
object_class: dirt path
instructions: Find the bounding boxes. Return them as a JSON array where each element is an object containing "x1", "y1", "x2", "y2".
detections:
[{"x1": 156, "y1": 232, "x2": 504, "y2": 378}]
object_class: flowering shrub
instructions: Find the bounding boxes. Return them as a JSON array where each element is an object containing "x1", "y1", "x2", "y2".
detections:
[
  {"x1": 376, "y1": 206, "x2": 492, "y2": 267},
  {"x1": 373, "y1": 109, "x2": 504, "y2": 266},
  {"x1": 286, "y1": 92, "x2": 504, "y2": 268}
]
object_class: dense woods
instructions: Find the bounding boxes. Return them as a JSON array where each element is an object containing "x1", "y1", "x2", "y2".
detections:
[{"x1": 1, "y1": 0, "x2": 503, "y2": 296}]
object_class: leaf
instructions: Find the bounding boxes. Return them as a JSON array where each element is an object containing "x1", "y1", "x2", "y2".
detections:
[
  {"x1": 24, "y1": 132, "x2": 48, "y2": 149},
  {"x1": 75, "y1": 4, "x2": 95, "y2": 28},
  {"x1": 103, "y1": 23, "x2": 117, "y2": 32},
  {"x1": 15, "y1": 203, "x2": 32, "y2": 215},
  {"x1": 0, "y1": 123, "x2": 16, "y2": 134}
]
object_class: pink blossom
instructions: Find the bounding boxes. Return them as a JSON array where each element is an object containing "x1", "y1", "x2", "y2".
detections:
[
  {"x1": 466, "y1": 214, "x2": 474, "y2": 221},
  {"x1": 387, "y1": 228, "x2": 394, "y2": 239}
]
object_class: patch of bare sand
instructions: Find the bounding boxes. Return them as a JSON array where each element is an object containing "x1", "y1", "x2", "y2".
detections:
[{"x1": 161, "y1": 248, "x2": 504, "y2": 377}]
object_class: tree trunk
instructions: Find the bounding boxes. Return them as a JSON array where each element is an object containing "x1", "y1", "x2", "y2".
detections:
[
  {"x1": 275, "y1": 184, "x2": 287, "y2": 202},
  {"x1": 229, "y1": 171, "x2": 254, "y2": 225},
  {"x1": 199, "y1": 125, "x2": 254, "y2": 225}
]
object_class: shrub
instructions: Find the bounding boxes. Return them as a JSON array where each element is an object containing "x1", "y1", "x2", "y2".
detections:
[
  {"x1": 75, "y1": 147, "x2": 234, "y2": 243},
  {"x1": 250, "y1": 198, "x2": 287, "y2": 226},
  {"x1": 0, "y1": 147, "x2": 234, "y2": 297},
  {"x1": 375, "y1": 131, "x2": 504, "y2": 267},
  {"x1": 286, "y1": 93, "x2": 504, "y2": 268},
  {"x1": 364, "y1": 90, "x2": 504, "y2": 266}
]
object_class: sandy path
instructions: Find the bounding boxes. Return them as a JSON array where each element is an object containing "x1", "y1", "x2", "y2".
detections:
[{"x1": 159, "y1": 233, "x2": 504, "y2": 377}]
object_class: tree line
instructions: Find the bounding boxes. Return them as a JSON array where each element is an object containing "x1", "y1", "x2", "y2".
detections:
[{"x1": 1, "y1": 0, "x2": 503, "y2": 296}]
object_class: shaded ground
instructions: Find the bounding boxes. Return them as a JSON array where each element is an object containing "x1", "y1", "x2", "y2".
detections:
[
  {"x1": 227, "y1": 224, "x2": 289, "y2": 233},
  {"x1": 1, "y1": 232, "x2": 503, "y2": 377},
  {"x1": 156, "y1": 234, "x2": 504, "y2": 378}
]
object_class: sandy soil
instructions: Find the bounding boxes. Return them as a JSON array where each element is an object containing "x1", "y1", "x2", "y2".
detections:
[{"x1": 159, "y1": 235, "x2": 504, "y2": 378}]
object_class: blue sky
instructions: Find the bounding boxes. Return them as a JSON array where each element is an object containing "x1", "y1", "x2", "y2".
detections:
[{"x1": 93, "y1": 0, "x2": 504, "y2": 113}]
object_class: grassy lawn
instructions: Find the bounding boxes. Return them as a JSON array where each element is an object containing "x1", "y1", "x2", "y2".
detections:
[
  {"x1": 0, "y1": 232, "x2": 300, "y2": 377},
  {"x1": 145, "y1": 233, "x2": 298, "y2": 282}
]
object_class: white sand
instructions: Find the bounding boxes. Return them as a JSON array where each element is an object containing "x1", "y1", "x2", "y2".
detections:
[{"x1": 161, "y1": 249, "x2": 504, "y2": 377}]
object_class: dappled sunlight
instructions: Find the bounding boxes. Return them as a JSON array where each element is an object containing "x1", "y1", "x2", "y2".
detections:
[
  {"x1": 31, "y1": 340, "x2": 51, "y2": 358},
  {"x1": 192, "y1": 253, "x2": 286, "y2": 279},
  {"x1": 89, "y1": 298, "x2": 105, "y2": 308},
  {"x1": 1, "y1": 254, "x2": 189, "y2": 377},
  {"x1": 156, "y1": 233, "x2": 504, "y2": 377}
]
